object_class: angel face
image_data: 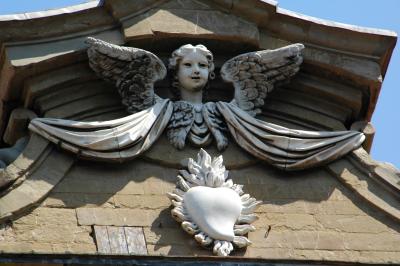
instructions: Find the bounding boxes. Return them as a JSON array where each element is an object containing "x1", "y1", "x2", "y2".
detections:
[
  {"x1": 169, "y1": 44, "x2": 215, "y2": 102},
  {"x1": 178, "y1": 51, "x2": 209, "y2": 92}
]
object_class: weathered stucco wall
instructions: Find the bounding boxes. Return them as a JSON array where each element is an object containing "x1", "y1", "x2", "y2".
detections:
[{"x1": 1, "y1": 149, "x2": 400, "y2": 263}]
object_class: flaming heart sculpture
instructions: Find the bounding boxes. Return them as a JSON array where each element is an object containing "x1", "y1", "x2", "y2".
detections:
[{"x1": 167, "y1": 149, "x2": 261, "y2": 256}]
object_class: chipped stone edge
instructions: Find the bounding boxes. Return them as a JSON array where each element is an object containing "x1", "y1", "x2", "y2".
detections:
[{"x1": 326, "y1": 148, "x2": 400, "y2": 222}]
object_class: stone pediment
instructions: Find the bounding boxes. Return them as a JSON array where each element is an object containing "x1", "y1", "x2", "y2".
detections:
[
  {"x1": 0, "y1": 0, "x2": 395, "y2": 125},
  {"x1": 0, "y1": 0, "x2": 399, "y2": 264}
]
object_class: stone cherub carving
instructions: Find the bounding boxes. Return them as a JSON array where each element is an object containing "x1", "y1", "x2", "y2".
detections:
[{"x1": 29, "y1": 38, "x2": 364, "y2": 170}]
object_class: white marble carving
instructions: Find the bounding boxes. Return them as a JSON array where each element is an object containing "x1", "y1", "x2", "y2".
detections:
[
  {"x1": 167, "y1": 149, "x2": 261, "y2": 256},
  {"x1": 28, "y1": 38, "x2": 365, "y2": 170}
]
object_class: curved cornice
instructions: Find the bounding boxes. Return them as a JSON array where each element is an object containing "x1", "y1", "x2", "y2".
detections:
[
  {"x1": 0, "y1": 1, "x2": 103, "y2": 21},
  {"x1": 326, "y1": 148, "x2": 400, "y2": 223}
]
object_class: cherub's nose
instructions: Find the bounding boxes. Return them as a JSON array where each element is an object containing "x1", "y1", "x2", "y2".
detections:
[{"x1": 193, "y1": 65, "x2": 200, "y2": 74}]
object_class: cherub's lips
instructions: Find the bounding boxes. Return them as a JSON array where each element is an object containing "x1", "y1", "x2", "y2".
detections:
[{"x1": 191, "y1": 76, "x2": 201, "y2": 82}]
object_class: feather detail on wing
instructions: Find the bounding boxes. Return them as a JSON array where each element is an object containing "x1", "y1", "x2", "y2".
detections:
[
  {"x1": 86, "y1": 37, "x2": 167, "y2": 113},
  {"x1": 203, "y1": 102, "x2": 229, "y2": 151},
  {"x1": 220, "y1": 43, "x2": 304, "y2": 116},
  {"x1": 167, "y1": 101, "x2": 195, "y2": 150}
]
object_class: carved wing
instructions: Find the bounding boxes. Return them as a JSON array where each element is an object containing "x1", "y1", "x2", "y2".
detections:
[
  {"x1": 86, "y1": 37, "x2": 167, "y2": 113},
  {"x1": 167, "y1": 101, "x2": 195, "y2": 150},
  {"x1": 220, "y1": 43, "x2": 304, "y2": 116},
  {"x1": 203, "y1": 102, "x2": 229, "y2": 151}
]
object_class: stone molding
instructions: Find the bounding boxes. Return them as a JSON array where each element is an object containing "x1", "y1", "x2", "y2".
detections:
[
  {"x1": 0, "y1": 135, "x2": 74, "y2": 223},
  {"x1": 0, "y1": 134, "x2": 48, "y2": 191},
  {"x1": 327, "y1": 148, "x2": 400, "y2": 222},
  {"x1": 0, "y1": 1, "x2": 103, "y2": 21}
]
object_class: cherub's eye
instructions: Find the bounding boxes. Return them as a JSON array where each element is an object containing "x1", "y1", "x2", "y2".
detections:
[
  {"x1": 184, "y1": 62, "x2": 191, "y2": 67},
  {"x1": 199, "y1": 63, "x2": 207, "y2": 68}
]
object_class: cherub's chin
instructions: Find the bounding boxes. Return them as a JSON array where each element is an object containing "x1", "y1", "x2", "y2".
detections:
[{"x1": 184, "y1": 84, "x2": 204, "y2": 92}]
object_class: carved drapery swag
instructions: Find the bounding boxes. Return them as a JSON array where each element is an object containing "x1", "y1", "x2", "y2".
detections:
[
  {"x1": 29, "y1": 100, "x2": 364, "y2": 170},
  {"x1": 28, "y1": 38, "x2": 364, "y2": 170}
]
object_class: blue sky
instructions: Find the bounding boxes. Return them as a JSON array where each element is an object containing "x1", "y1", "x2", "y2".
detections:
[{"x1": 0, "y1": 0, "x2": 399, "y2": 168}]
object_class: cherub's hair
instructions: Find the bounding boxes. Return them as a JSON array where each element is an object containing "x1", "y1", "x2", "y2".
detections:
[{"x1": 168, "y1": 44, "x2": 215, "y2": 100}]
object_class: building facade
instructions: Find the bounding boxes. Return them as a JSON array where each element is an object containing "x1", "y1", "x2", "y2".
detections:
[{"x1": 0, "y1": 0, "x2": 398, "y2": 265}]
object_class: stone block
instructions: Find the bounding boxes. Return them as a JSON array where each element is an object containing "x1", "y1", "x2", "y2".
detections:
[
  {"x1": 256, "y1": 199, "x2": 308, "y2": 214},
  {"x1": 123, "y1": 9, "x2": 259, "y2": 46},
  {"x1": 343, "y1": 232, "x2": 400, "y2": 252},
  {"x1": 13, "y1": 207, "x2": 77, "y2": 226},
  {"x1": 245, "y1": 247, "x2": 292, "y2": 259},
  {"x1": 76, "y1": 207, "x2": 174, "y2": 227},
  {"x1": 146, "y1": 243, "x2": 211, "y2": 256},
  {"x1": 314, "y1": 200, "x2": 365, "y2": 215},
  {"x1": 42, "y1": 192, "x2": 114, "y2": 208},
  {"x1": 256, "y1": 199, "x2": 364, "y2": 215},
  {"x1": 143, "y1": 227, "x2": 189, "y2": 245},
  {"x1": 50, "y1": 243, "x2": 97, "y2": 254},
  {"x1": 253, "y1": 213, "x2": 318, "y2": 231},
  {"x1": 0, "y1": 8, "x2": 114, "y2": 42},
  {"x1": 116, "y1": 180, "x2": 146, "y2": 195},
  {"x1": 312, "y1": 231, "x2": 346, "y2": 250},
  {"x1": 314, "y1": 214, "x2": 394, "y2": 234},
  {"x1": 113, "y1": 194, "x2": 170, "y2": 209},
  {"x1": 142, "y1": 180, "x2": 175, "y2": 195},
  {"x1": 249, "y1": 229, "x2": 346, "y2": 251},
  {"x1": 358, "y1": 251, "x2": 400, "y2": 264},
  {"x1": 54, "y1": 159, "x2": 177, "y2": 196},
  {"x1": 0, "y1": 242, "x2": 53, "y2": 254},
  {"x1": 14, "y1": 224, "x2": 92, "y2": 244},
  {"x1": 292, "y1": 249, "x2": 356, "y2": 262},
  {"x1": 11, "y1": 208, "x2": 94, "y2": 247},
  {"x1": 104, "y1": 0, "x2": 161, "y2": 20}
]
